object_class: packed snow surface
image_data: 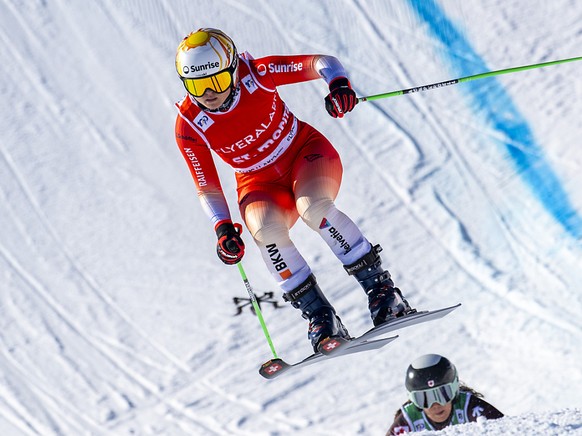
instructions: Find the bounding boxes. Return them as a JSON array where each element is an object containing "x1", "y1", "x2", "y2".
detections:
[{"x1": 0, "y1": 0, "x2": 581, "y2": 435}]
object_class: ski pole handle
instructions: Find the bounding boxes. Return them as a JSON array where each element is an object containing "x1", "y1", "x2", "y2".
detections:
[
  {"x1": 358, "y1": 55, "x2": 582, "y2": 103},
  {"x1": 237, "y1": 262, "x2": 279, "y2": 359}
]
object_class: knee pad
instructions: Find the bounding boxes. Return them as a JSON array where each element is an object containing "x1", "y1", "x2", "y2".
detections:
[
  {"x1": 251, "y1": 221, "x2": 289, "y2": 244},
  {"x1": 298, "y1": 197, "x2": 335, "y2": 230}
]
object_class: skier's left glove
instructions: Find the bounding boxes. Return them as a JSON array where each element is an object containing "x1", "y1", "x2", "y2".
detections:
[
  {"x1": 216, "y1": 222, "x2": 245, "y2": 265},
  {"x1": 325, "y1": 77, "x2": 358, "y2": 118}
]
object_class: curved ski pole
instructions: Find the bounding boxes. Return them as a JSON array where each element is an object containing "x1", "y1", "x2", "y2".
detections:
[
  {"x1": 237, "y1": 262, "x2": 279, "y2": 359},
  {"x1": 358, "y1": 56, "x2": 582, "y2": 103}
]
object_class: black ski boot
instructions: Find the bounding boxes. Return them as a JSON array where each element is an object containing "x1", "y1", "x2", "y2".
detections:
[
  {"x1": 283, "y1": 274, "x2": 350, "y2": 352},
  {"x1": 344, "y1": 244, "x2": 413, "y2": 326}
]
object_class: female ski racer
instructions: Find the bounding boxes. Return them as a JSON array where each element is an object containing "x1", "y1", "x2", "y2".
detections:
[
  {"x1": 174, "y1": 28, "x2": 413, "y2": 352},
  {"x1": 387, "y1": 354, "x2": 504, "y2": 435}
]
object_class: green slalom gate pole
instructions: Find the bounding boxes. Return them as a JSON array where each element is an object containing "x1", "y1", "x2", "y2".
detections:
[
  {"x1": 358, "y1": 56, "x2": 582, "y2": 103},
  {"x1": 237, "y1": 262, "x2": 279, "y2": 359}
]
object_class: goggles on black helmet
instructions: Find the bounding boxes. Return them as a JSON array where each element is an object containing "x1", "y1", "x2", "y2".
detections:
[{"x1": 408, "y1": 379, "x2": 459, "y2": 409}]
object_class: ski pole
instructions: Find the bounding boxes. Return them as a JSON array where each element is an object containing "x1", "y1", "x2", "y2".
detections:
[
  {"x1": 237, "y1": 262, "x2": 279, "y2": 359},
  {"x1": 358, "y1": 55, "x2": 582, "y2": 102}
]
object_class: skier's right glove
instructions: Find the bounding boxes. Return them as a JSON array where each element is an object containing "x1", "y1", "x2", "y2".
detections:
[{"x1": 216, "y1": 222, "x2": 245, "y2": 265}]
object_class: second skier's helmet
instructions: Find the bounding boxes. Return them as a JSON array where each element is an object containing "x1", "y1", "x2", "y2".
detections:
[
  {"x1": 405, "y1": 354, "x2": 459, "y2": 409},
  {"x1": 176, "y1": 28, "x2": 238, "y2": 97}
]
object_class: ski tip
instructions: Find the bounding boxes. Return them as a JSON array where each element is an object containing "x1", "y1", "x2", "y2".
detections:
[{"x1": 259, "y1": 358, "x2": 290, "y2": 379}]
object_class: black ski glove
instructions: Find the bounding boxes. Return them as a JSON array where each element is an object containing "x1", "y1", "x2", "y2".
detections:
[
  {"x1": 216, "y1": 222, "x2": 245, "y2": 265},
  {"x1": 325, "y1": 77, "x2": 358, "y2": 118}
]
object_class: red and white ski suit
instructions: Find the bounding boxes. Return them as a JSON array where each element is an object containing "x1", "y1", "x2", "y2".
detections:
[{"x1": 175, "y1": 52, "x2": 371, "y2": 291}]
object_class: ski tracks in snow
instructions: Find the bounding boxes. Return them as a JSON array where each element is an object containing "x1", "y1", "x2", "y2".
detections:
[
  {"x1": 0, "y1": 150, "x2": 221, "y2": 432},
  {"x1": 0, "y1": 91, "x2": 188, "y2": 369},
  {"x1": 0, "y1": 3, "x2": 203, "y2": 432},
  {"x1": 1, "y1": 1, "x2": 580, "y2": 434},
  {"x1": 340, "y1": 0, "x2": 582, "y2": 336}
]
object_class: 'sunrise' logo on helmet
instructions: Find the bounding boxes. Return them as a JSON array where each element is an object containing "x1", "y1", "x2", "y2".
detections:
[{"x1": 182, "y1": 61, "x2": 220, "y2": 75}]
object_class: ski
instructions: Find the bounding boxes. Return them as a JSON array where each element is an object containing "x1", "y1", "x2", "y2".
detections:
[
  {"x1": 259, "y1": 334, "x2": 399, "y2": 379},
  {"x1": 319, "y1": 303, "x2": 462, "y2": 355},
  {"x1": 317, "y1": 303, "x2": 462, "y2": 356},
  {"x1": 259, "y1": 303, "x2": 461, "y2": 379}
]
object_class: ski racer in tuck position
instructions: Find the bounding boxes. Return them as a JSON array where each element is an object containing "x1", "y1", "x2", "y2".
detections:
[{"x1": 173, "y1": 28, "x2": 414, "y2": 352}]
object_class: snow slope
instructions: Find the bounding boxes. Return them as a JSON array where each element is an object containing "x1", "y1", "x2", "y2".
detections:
[{"x1": 0, "y1": 0, "x2": 581, "y2": 434}]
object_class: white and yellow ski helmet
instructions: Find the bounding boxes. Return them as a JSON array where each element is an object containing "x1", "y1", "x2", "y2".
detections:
[{"x1": 176, "y1": 28, "x2": 238, "y2": 97}]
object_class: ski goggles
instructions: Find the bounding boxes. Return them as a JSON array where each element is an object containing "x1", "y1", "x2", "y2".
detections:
[
  {"x1": 181, "y1": 63, "x2": 237, "y2": 97},
  {"x1": 408, "y1": 379, "x2": 459, "y2": 409}
]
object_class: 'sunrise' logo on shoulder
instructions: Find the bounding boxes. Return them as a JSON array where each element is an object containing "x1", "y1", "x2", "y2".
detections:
[{"x1": 256, "y1": 62, "x2": 303, "y2": 76}]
